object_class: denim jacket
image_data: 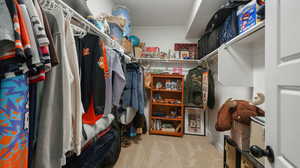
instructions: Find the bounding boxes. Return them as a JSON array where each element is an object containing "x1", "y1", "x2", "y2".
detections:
[{"x1": 122, "y1": 63, "x2": 144, "y2": 114}]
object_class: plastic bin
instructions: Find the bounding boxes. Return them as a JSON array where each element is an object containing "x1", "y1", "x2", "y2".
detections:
[
  {"x1": 109, "y1": 23, "x2": 123, "y2": 44},
  {"x1": 112, "y1": 6, "x2": 131, "y2": 37},
  {"x1": 237, "y1": 0, "x2": 257, "y2": 34}
]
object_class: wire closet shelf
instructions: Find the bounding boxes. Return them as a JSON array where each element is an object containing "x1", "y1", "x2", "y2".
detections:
[{"x1": 40, "y1": 0, "x2": 125, "y2": 54}]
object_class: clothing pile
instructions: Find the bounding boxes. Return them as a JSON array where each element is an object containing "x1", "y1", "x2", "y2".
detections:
[{"x1": 0, "y1": 0, "x2": 128, "y2": 168}]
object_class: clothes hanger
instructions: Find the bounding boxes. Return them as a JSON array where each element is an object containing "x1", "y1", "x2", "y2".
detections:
[{"x1": 205, "y1": 60, "x2": 210, "y2": 70}]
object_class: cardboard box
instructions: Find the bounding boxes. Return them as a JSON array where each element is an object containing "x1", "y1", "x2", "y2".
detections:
[
  {"x1": 225, "y1": 141, "x2": 237, "y2": 168},
  {"x1": 237, "y1": 0, "x2": 257, "y2": 34},
  {"x1": 139, "y1": 42, "x2": 145, "y2": 49},
  {"x1": 134, "y1": 47, "x2": 143, "y2": 58},
  {"x1": 241, "y1": 155, "x2": 255, "y2": 168},
  {"x1": 250, "y1": 117, "x2": 265, "y2": 166},
  {"x1": 231, "y1": 121, "x2": 250, "y2": 151},
  {"x1": 122, "y1": 38, "x2": 132, "y2": 54}
]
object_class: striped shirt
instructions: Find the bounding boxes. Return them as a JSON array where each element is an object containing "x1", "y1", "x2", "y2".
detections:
[{"x1": 0, "y1": 0, "x2": 30, "y2": 79}]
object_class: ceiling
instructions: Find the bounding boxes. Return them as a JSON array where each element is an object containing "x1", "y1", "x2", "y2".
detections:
[{"x1": 113, "y1": 0, "x2": 196, "y2": 26}]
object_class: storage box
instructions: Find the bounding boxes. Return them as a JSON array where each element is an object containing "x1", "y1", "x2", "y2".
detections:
[
  {"x1": 110, "y1": 23, "x2": 123, "y2": 44},
  {"x1": 241, "y1": 155, "x2": 255, "y2": 168},
  {"x1": 143, "y1": 47, "x2": 160, "y2": 58},
  {"x1": 250, "y1": 117, "x2": 265, "y2": 166},
  {"x1": 106, "y1": 16, "x2": 126, "y2": 29},
  {"x1": 237, "y1": 0, "x2": 257, "y2": 34},
  {"x1": 134, "y1": 47, "x2": 143, "y2": 58},
  {"x1": 231, "y1": 120, "x2": 250, "y2": 151},
  {"x1": 122, "y1": 38, "x2": 132, "y2": 54},
  {"x1": 145, "y1": 47, "x2": 160, "y2": 53},
  {"x1": 226, "y1": 143, "x2": 237, "y2": 168},
  {"x1": 224, "y1": 136, "x2": 241, "y2": 168},
  {"x1": 174, "y1": 43, "x2": 197, "y2": 59}
]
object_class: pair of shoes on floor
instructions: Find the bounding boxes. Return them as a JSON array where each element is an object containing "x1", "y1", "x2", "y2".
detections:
[{"x1": 121, "y1": 137, "x2": 131, "y2": 148}]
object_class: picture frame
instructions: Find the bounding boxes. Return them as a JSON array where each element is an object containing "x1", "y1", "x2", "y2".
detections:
[
  {"x1": 184, "y1": 107, "x2": 206, "y2": 136},
  {"x1": 179, "y1": 50, "x2": 190, "y2": 59}
]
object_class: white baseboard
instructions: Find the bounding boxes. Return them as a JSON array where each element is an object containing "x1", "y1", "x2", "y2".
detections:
[
  {"x1": 216, "y1": 142, "x2": 224, "y2": 153},
  {"x1": 206, "y1": 128, "x2": 224, "y2": 153},
  {"x1": 206, "y1": 128, "x2": 211, "y2": 136}
]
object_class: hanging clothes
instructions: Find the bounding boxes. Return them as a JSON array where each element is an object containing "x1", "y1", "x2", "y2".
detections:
[
  {"x1": 24, "y1": 0, "x2": 51, "y2": 75},
  {"x1": 207, "y1": 70, "x2": 215, "y2": 109},
  {"x1": 76, "y1": 34, "x2": 107, "y2": 125},
  {"x1": 120, "y1": 63, "x2": 145, "y2": 125},
  {"x1": 41, "y1": 7, "x2": 59, "y2": 66},
  {"x1": 0, "y1": 0, "x2": 127, "y2": 167},
  {"x1": 184, "y1": 66, "x2": 206, "y2": 107},
  {"x1": 1, "y1": 0, "x2": 30, "y2": 80},
  {"x1": 104, "y1": 48, "x2": 126, "y2": 116},
  {"x1": 0, "y1": 75, "x2": 29, "y2": 168},
  {"x1": 34, "y1": 7, "x2": 69, "y2": 168},
  {"x1": 184, "y1": 66, "x2": 215, "y2": 109},
  {"x1": 65, "y1": 17, "x2": 84, "y2": 155},
  {"x1": 18, "y1": 0, "x2": 45, "y2": 83},
  {"x1": 0, "y1": 0, "x2": 15, "y2": 57}
]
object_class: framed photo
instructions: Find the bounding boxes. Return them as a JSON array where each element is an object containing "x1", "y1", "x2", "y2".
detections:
[
  {"x1": 174, "y1": 43, "x2": 198, "y2": 59},
  {"x1": 184, "y1": 107, "x2": 205, "y2": 136},
  {"x1": 179, "y1": 50, "x2": 190, "y2": 59}
]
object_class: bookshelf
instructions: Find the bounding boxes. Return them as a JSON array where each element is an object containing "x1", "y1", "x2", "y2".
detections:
[{"x1": 149, "y1": 74, "x2": 184, "y2": 137}]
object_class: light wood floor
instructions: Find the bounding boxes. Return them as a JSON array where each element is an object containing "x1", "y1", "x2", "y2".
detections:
[{"x1": 114, "y1": 134, "x2": 223, "y2": 168}]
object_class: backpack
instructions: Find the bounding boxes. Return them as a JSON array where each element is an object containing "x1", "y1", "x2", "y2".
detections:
[
  {"x1": 197, "y1": 32, "x2": 210, "y2": 59},
  {"x1": 205, "y1": 0, "x2": 250, "y2": 32},
  {"x1": 197, "y1": 0, "x2": 249, "y2": 59},
  {"x1": 219, "y1": 10, "x2": 239, "y2": 45}
]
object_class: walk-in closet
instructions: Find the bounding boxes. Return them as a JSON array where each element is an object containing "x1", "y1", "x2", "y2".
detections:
[{"x1": 0, "y1": 0, "x2": 299, "y2": 168}]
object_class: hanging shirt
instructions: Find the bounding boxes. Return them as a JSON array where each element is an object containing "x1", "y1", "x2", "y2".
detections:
[
  {"x1": 0, "y1": 75, "x2": 29, "y2": 168},
  {"x1": 104, "y1": 48, "x2": 126, "y2": 116},
  {"x1": 24, "y1": 0, "x2": 51, "y2": 72},
  {"x1": 1, "y1": 0, "x2": 30, "y2": 80},
  {"x1": 77, "y1": 34, "x2": 107, "y2": 125},
  {"x1": 41, "y1": 8, "x2": 59, "y2": 66},
  {"x1": 0, "y1": 0, "x2": 15, "y2": 58},
  {"x1": 65, "y1": 19, "x2": 84, "y2": 155},
  {"x1": 17, "y1": 0, "x2": 46, "y2": 83},
  {"x1": 34, "y1": 7, "x2": 70, "y2": 168},
  {"x1": 184, "y1": 66, "x2": 206, "y2": 107}
]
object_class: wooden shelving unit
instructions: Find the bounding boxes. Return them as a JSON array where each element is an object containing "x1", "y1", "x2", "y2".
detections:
[
  {"x1": 149, "y1": 74, "x2": 184, "y2": 137},
  {"x1": 151, "y1": 116, "x2": 183, "y2": 121},
  {"x1": 151, "y1": 89, "x2": 182, "y2": 93},
  {"x1": 152, "y1": 102, "x2": 183, "y2": 107},
  {"x1": 151, "y1": 74, "x2": 184, "y2": 79},
  {"x1": 150, "y1": 130, "x2": 182, "y2": 137}
]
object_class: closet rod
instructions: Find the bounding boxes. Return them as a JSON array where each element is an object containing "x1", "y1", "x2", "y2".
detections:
[
  {"x1": 40, "y1": 0, "x2": 124, "y2": 53},
  {"x1": 123, "y1": 54, "x2": 132, "y2": 62}
]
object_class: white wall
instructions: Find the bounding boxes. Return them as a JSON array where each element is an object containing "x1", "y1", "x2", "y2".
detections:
[
  {"x1": 133, "y1": 26, "x2": 197, "y2": 52},
  {"x1": 207, "y1": 63, "x2": 252, "y2": 152},
  {"x1": 87, "y1": 0, "x2": 115, "y2": 15}
]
